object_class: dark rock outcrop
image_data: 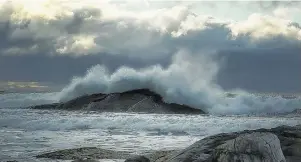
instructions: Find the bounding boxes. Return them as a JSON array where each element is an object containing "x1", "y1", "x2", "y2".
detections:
[
  {"x1": 144, "y1": 150, "x2": 177, "y2": 162},
  {"x1": 36, "y1": 147, "x2": 131, "y2": 160},
  {"x1": 213, "y1": 132, "x2": 285, "y2": 162},
  {"x1": 125, "y1": 155, "x2": 150, "y2": 162},
  {"x1": 36, "y1": 125, "x2": 301, "y2": 162},
  {"x1": 291, "y1": 109, "x2": 301, "y2": 115},
  {"x1": 126, "y1": 125, "x2": 301, "y2": 162},
  {"x1": 30, "y1": 89, "x2": 206, "y2": 114},
  {"x1": 71, "y1": 159, "x2": 99, "y2": 162}
]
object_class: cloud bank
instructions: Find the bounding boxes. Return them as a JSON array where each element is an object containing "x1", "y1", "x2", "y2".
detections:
[{"x1": 0, "y1": 0, "x2": 300, "y2": 57}]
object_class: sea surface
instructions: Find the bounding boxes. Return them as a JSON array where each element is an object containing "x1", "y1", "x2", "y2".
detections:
[{"x1": 1, "y1": 92, "x2": 301, "y2": 161}]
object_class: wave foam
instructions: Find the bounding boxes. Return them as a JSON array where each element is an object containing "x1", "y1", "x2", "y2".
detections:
[{"x1": 57, "y1": 50, "x2": 301, "y2": 115}]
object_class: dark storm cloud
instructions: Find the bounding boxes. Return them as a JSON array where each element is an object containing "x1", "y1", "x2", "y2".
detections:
[
  {"x1": 0, "y1": 1, "x2": 299, "y2": 57},
  {"x1": 0, "y1": 1, "x2": 300, "y2": 93},
  {"x1": 0, "y1": 2, "x2": 103, "y2": 56}
]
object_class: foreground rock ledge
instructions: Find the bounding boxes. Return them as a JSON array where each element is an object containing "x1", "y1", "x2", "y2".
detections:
[
  {"x1": 30, "y1": 89, "x2": 206, "y2": 114},
  {"x1": 36, "y1": 147, "x2": 132, "y2": 160},
  {"x1": 36, "y1": 125, "x2": 301, "y2": 162},
  {"x1": 214, "y1": 132, "x2": 285, "y2": 162},
  {"x1": 140, "y1": 125, "x2": 301, "y2": 162}
]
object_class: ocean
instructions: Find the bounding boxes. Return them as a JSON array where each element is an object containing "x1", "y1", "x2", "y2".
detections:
[{"x1": 1, "y1": 92, "x2": 301, "y2": 161}]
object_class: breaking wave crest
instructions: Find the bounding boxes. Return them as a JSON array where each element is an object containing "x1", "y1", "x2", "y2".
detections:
[{"x1": 57, "y1": 50, "x2": 301, "y2": 115}]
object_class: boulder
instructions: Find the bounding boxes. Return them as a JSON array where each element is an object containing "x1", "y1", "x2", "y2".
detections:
[
  {"x1": 144, "y1": 150, "x2": 177, "y2": 162},
  {"x1": 161, "y1": 133, "x2": 237, "y2": 162},
  {"x1": 124, "y1": 156, "x2": 150, "y2": 162},
  {"x1": 36, "y1": 125, "x2": 301, "y2": 162},
  {"x1": 213, "y1": 132, "x2": 285, "y2": 162},
  {"x1": 36, "y1": 147, "x2": 131, "y2": 160},
  {"x1": 126, "y1": 125, "x2": 301, "y2": 162},
  {"x1": 71, "y1": 159, "x2": 99, "y2": 162}
]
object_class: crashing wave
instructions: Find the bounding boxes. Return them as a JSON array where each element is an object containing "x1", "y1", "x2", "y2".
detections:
[
  {"x1": 13, "y1": 50, "x2": 301, "y2": 115},
  {"x1": 55, "y1": 50, "x2": 301, "y2": 115}
]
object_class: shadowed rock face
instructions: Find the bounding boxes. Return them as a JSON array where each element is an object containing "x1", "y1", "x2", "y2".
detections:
[{"x1": 30, "y1": 89, "x2": 206, "y2": 114}]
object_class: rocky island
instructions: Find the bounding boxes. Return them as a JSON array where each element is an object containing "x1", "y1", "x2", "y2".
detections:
[{"x1": 30, "y1": 89, "x2": 206, "y2": 114}]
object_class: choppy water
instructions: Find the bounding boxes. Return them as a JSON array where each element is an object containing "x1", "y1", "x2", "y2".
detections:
[
  {"x1": 1, "y1": 106, "x2": 301, "y2": 161},
  {"x1": 1, "y1": 92, "x2": 301, "y2": 161}
]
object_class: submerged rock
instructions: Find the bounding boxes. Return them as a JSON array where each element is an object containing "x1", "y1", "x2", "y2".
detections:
[{"x1": 30, "y1": 89, "x2": 206, "y2": 114}]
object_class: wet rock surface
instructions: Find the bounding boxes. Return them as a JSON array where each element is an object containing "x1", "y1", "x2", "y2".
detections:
[
  {"x1": 71, "y1": 159, "x2": 99, "y2": 162},
  {"x1": 36, "y1": 125, "x2": 301, "y2": 162},
  {"x1": 35, "y1": 125, "x2": 301, "y2": 162},
  {"x1": 30, "y1": 89, "x2": 205, "y2": 114},
  {"x1": 36, "y1": 147, "x2": 132, "y2": 160},
  {"x1": 127, "y1": 125, "x2": 301, "y2": 162},
  {"x1": 124, "y1": 155, "x2": 150, "y2": 162},
  {"x1": 213, "y1": 132, "x2": 285, "y2": 162}
]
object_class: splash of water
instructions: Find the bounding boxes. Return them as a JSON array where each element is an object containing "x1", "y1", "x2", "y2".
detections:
[{"x1": 57, "y1": 50, "x2": 301, "y2": 115}]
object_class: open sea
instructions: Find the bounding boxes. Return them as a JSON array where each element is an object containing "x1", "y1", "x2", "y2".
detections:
[{"x1": 1, "y1": 92, "x2": 301, "y2": 161}]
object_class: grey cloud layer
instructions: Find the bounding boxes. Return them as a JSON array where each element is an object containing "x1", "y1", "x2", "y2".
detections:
[
  {"x1": 0, "y1": 1, "x2": 300, "y2": 57},
  {"x1": 0, "y1": 1, "x2": 300, "y2": 93}
]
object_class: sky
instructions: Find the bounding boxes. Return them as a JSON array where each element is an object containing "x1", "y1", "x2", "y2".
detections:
[{"x1": 0, "y1": 0, "x2": 300, "y2": 93}]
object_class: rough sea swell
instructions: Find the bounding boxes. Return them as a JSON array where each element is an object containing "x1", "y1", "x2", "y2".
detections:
[
  {"x1": 0, "y1": 51, "x2": 300, "y2": 162},
  {"x1": 53, "y1": 50, "x2": 300, "y2": 115},
  {"x1": 2, "y1": 50, "x2": 299, "y2": 115}
]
